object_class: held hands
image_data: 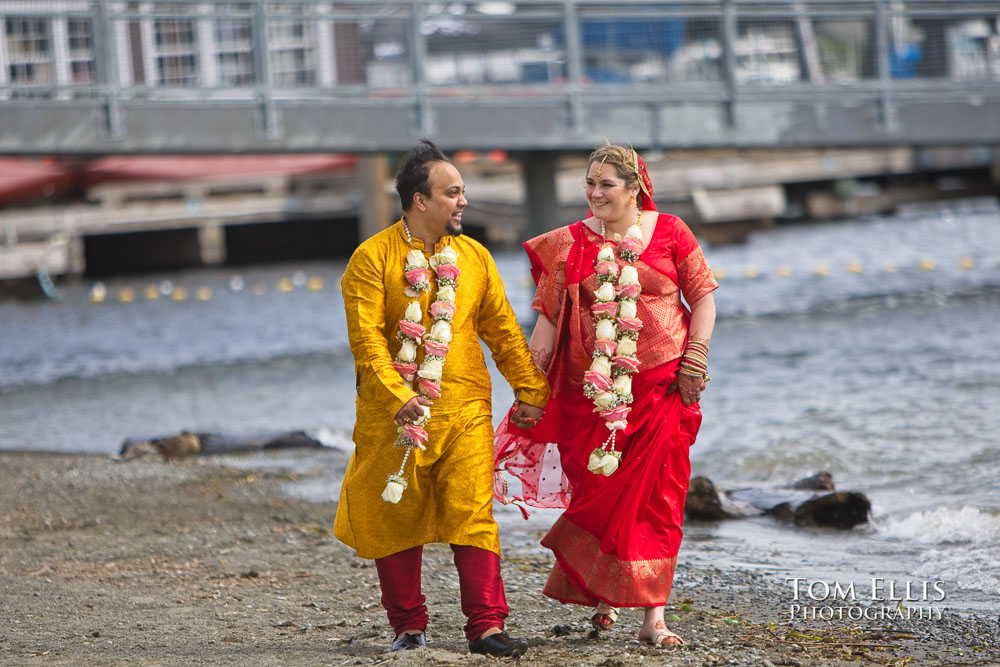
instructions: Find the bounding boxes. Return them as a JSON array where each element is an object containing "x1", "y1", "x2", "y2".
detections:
[
  {"x1": 394, "y1": 396, "x2": 434, "y2": 426},
  {"x1": 668, "y1": 373, "x2": 706, "y2": 406},
  {"x1": 511, "y1": 401, "x2": 544, "y2": 430}
]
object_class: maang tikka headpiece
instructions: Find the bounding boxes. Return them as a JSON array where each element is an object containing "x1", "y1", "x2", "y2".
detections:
[{"x1": 595, "y1": 155, "x2": 609, "y2": 179}]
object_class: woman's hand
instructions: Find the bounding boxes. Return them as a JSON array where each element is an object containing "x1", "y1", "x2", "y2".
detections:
[{"x1": 668, "y1": 373, "x2": 705, "y2": 406}]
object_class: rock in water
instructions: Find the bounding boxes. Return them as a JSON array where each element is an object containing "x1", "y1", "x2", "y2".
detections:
[
  {"x1": 155, "y1": 431, "x2": 200, "y2": 460},
  {"x1": 685, "y1": 472, "x2": 870, "y2": 529}
]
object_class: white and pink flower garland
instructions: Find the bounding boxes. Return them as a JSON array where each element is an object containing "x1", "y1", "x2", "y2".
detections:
[
  {"x1": 381, "y1": 243, "x2": 460, "y2": 503},
  {"x1": 583, "y1": 222, "x2": 644, "y2": 476}
]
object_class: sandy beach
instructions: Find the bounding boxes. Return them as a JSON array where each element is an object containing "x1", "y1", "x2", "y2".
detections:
[{"x1": 1, "y1": 451, "x2": 997, "y2": 666}]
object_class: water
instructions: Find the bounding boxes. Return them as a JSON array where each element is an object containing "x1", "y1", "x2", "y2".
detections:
[{"x1": 2, "y1": 203, "x2": 999, "y2": 613}]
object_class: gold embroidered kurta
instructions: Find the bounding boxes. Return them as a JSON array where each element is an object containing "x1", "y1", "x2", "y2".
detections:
[{"x1": 334, "y1": 219, "x2": 549, "y2": 560}]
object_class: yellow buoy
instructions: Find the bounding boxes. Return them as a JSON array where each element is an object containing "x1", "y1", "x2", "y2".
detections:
[
  {"x1": 884, "y1": 263, "x2": 897, "y2": 273},
  {"x1": 847, "y1": 260, "x2": 863, "y2": 274},
  {"x1": 195, "y1": 287, "x2": 212, "y2": 301},
  {"x1": 144, "y1": 284, "x2": 159, "y2": 300},
  {"x1": 89, "y1": 282, "x2": 107, "y2": 304},
  {"x1": 277, "y1": 277, "x2": 293, "y2": 293},
  {"x1": 712, "y1": 268, "x2": 727, "y2": 281},
  {"x1": 744, "y1": 265, "x2": 759, "y2": 279},
  {"x1": 118, "y1": 287, "x2": 135, "y2": 303},
  {"x1": 171, "y1": 286, "x2": 188, "y2": 302},
  {"x1": 919, "y1": 257, "x2": 935, "y2": 272},
  {"x1": 958, "y1": 256, "x2": 974, "y2": 270},
  {"x1": 307, "y1": 276, "x2": 324, "y2": 292},
  {"x1": 813, "y1": 263, "x2": 829, "y2": 277},
  {"x1": 776, "y1": 264, "x2": 792, "y2": 278}
]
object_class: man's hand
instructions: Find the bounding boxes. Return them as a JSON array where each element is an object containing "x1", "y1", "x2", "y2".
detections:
[
  {"x1": 511, "y1": 402, "x2": 544, "y2": 429},
  {"x1": 394, "y1": 396, "x2": 434, "y2": 426}
]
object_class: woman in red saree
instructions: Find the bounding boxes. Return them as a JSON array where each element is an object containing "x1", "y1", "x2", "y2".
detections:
[{"x1": 494, "y1": 144, "x2": 717, "y2": 646}]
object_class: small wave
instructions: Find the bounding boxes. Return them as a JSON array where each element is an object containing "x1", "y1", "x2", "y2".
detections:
[
  {"x1": 0, "y1": 347, "x2": 354, "y2": 392},
  {"x1": 714, "y1": 284, "x2": 1000, "y2": 322},
  {"x1": 876, "y1": 506, "x2": 1000, "y2": 545},
  {"x1": 913, "y1": 546, "x2": 1000, "y2": 597},
  {"x1": 307, "y1": 427, "x2": 354, "y2": 451}
]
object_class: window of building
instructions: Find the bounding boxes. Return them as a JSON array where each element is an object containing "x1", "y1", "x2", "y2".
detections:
[
  {"x1": 67, "y1": 19, "x2": 96, "y2": 85},
  {"x1": 5, "y1": 18, "x2": 54, "y2": 86},
  {"x1": 70, "y1": 59, "x2": 95, "y2": 84},
  {"x1": 215, "y1": 6, "x2": 255, "y2": 86},
  {"x1": 153, "y1": 17, "x2": 198, "y2": 85},
  {"x1": 156, "y1": 53, "x2": 198, "y2": 85},
  {"x1": 268, "y1": 19, "x2": 317, "y2": 86}
]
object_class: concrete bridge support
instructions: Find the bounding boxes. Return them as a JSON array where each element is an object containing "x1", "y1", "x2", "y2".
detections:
[
  {"x1": 521, "y1": 151, "x2": 561, "y2": 241},
  {"x1": 359, "y1": 153, "x2": 395, "y2": 240},
  {"x1": 198, "y1": 224, "x2": 227, "y2": 265}
]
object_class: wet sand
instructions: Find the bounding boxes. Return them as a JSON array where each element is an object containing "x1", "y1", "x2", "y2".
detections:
[{"x1": 1, "y1": 451, "x2": 997, "y2": 666}]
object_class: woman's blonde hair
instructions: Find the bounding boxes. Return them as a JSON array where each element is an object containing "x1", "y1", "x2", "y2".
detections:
[{"x1": 588, "y1": 143, "x2": 641, "y2": 191}]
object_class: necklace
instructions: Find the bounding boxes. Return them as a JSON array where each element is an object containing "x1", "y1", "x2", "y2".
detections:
[
  {"x1": 382, "y1": 220, "x2": 461, "y2": 503},
  {"x1": 584, "y1": 210, "x2": 644, "y2": 476}
]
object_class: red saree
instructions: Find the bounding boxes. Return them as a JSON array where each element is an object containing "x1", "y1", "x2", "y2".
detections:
[{"x1": 494, "y1": 213, "x2": 717, "y2": 607}]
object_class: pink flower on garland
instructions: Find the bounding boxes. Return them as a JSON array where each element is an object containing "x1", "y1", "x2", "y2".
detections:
[
  {"x1": 591, "y1": 302, "x2": 618, "y2": 318},
  {"x1": 436, "y1": 264, "x2": 461, "y2": 280},
  {"x1": 429, "y1": 301, "x2": 457, "y2": 318},
  {"x1": 404, "y1": 268, "x2": 431, "y2": 286},
  {"x1": 616, "y1": 284, "x2": 641, "y2": 299},
  {"x1": 392, "y1": 361, "x2": 418, "y2": 376},
  {"x1": 399, "y1": 320, "x2": 426, "y2": 339},
  {"x1": 617, "y1": 317, "x2": 644, "y2": 332},
  {"x1": 593, "y1": 338, "x2": 617, "y2": 357},
  {"x1": 600, "y1": 405, "x2": 631, "y2": 422},
  {"x1": 423, "y1": 340, "x2": 450, "y2": 357},
  {"x1": 595, "y1": 261, "x2": 620, "y2": 276},
  {"x1": 619, "y1": 237, "x2": 643, "y2": 255},
  {"x1": 583, "y1": 371, "x2": 613, "y2": 392},
  {"x1": 418, "y1": 378, "x2": 441, "y2": 399},
  {"x1": 612, "y1": 355, "x2": 641, "y2": 371},
  {"x1": 402, "y1": 423, "x2": 429, "y2": 445}
]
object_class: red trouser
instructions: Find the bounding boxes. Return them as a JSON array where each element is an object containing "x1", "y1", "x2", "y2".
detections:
[{"x1": 374, "y1": 544, "x2": 508, "y2": 641}]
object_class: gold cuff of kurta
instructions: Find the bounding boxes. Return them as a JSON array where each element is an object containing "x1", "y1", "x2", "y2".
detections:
[{"x1": 517, "y1": 388, "x2": 549, "y2": 408}]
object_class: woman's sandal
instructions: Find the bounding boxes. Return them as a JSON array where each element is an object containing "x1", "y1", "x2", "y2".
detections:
[
  {"x1": 590, "y1": 602, "x2": 619, "y2": 632},
  {"x1": 638, "y1": 620, "x2": 684, "y2": 646}
]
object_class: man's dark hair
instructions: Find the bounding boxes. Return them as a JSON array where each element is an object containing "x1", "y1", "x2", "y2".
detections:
[{"x1": 395, "y1": 139, "x2": 448, "y2": 212}]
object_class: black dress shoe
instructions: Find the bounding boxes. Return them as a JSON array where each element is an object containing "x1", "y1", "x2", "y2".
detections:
[
  {"x1": 391, "y1": 632, "x2": 426, "y2": 651},
  {"x1": 468, "y1": 631, "x2": 528, "y2": 658}
]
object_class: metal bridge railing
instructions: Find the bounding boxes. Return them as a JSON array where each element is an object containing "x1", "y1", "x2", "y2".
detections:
[{"x1": 1, "y1": 1, "x2": 999, "y2": 146}]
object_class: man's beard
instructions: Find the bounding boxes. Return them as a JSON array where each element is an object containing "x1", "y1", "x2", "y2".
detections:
[{"x1": 446, "y1": 219, "x2": 463, "y2": 236}]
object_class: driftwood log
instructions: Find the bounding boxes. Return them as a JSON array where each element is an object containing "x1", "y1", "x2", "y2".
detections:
[
  {"x1": 685, "y1": 472, "x2": 871, "y2": 529},
  {"x1": 116, "y1": 430, "x2": 325, "y2": 461}
]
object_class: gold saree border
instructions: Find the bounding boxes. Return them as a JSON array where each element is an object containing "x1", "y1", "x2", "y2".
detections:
[{"x1": 542, "y1": 516, "x2": 677, "y2": 607}]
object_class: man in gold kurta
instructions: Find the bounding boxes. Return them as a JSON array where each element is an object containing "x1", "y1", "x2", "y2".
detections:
[{"x1": 335, "y1": 141, "x2": 548, "y2": 658}]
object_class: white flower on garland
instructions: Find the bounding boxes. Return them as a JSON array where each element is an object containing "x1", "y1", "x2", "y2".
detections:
[
  {"x1": 595, "y1": 319, "x2": 617, "y2": 341},
  {"x1": 428, "y1": 320, "x2": 452, "y2": 344},
  {"x1": 398, "y1": 339, "x2": 418, "y2": 363},
  {"x1": 417, "y1": 357, "x2": 444, "y2": 381},
  {"x1": 615, "y1": 338, "x2": 637, "y2": 356},
  {"x1": 381, "y1": 474, "x2": 407, "y2": 503},
  {"x1": 594, "y1": 282, "x2": 616, "y2": 302}
]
